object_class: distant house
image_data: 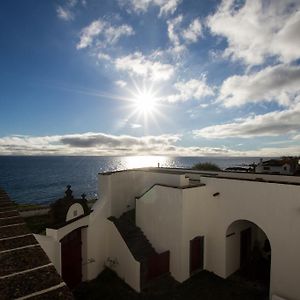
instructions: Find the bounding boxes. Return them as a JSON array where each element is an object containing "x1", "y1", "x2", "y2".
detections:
[
  {"x1": 35, "y1": 168, "x2": 300, "y2": 300},
  {"x1": 255, "y1": 158, "x2": 299, "y2": 175}
]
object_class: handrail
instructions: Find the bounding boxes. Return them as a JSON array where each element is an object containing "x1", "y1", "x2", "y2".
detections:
[{"x1": 136, "y1": 182, "x2": 205, "y2": 200}]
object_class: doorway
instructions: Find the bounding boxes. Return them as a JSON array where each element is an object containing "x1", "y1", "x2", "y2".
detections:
[
  {"x1": 190, "y1": 236, "x2": 204, "y2": 274},
  {"x1": 61, "y1": 228, "x2": 82, "y2": 289}
]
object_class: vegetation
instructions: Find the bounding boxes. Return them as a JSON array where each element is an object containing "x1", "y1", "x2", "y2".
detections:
[
  {"x1": 192, "y1": 162, "x2": 221, "y2": 171},
  {"x1": 24, "y1": 215, "x2": 50, "y2": 234}
]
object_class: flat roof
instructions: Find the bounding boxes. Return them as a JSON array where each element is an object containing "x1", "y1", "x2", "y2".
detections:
[{"x1": 100, "y1": 167, "x2": 300, "y2": 186}]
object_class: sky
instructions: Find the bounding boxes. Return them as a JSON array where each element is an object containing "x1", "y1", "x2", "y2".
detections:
[{"x1": 1, "y1": 0, "x2": 300, "y2": 156}]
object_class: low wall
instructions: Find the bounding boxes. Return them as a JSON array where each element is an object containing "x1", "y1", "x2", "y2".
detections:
[
  {"x1": 34, "y1": 234, "x2": 61, "y2": 274},
  {"x1": 106, "y1": 221, "x2": 140, "y2": 292}
]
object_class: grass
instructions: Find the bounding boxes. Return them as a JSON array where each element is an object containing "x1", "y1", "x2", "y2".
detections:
[{"x1": 73, "y1": 268, "x2": 268, "y2": 300}]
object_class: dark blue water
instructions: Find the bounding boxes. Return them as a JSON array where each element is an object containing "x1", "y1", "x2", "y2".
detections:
[{"x1": 0, "y1": 156, "x2": 261, "y2": 204}]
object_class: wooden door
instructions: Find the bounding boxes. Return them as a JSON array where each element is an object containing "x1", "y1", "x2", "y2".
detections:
[
  {"x1": 190, "y1": 236, "x2": 204, "y2": 274},
  {"x1": 147, "y1": 251, "x2": 170, "y2": 281},
  {"x1": 240, "y1": 227, "x2": 252, "y2": 268},
  {"x1": 61, "y1": 228, "x2": 82, "y2": 289}
]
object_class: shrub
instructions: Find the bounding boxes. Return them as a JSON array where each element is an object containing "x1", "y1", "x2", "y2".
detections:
[{"x1": 192, "y1": 162, "x2": 221, "y2": 171}]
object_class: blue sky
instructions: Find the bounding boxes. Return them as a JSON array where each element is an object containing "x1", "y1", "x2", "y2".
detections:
[{"x1": 1, "y1": 0, "x2": 300, "y2": 156}]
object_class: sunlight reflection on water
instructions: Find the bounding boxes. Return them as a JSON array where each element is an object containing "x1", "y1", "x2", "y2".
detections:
[{"x1": 122, "y1": 155, "x2": 169, "y2": 169}]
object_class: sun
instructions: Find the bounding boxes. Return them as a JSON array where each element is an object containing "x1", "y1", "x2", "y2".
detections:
[{"x1": 133, "y1": 90, "x2": 157, "y2": 114}]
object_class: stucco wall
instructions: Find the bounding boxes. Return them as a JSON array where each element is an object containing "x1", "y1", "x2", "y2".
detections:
[
  {"x1": 66, "y1": 203, "x2": 84, "y2": 222},
  {"x1": 184, "y1": 169, "x2": 300, "y2": 184},
  {"x1": 86, "y1": 189, "x2": 110, "y2": 280},
  {"x1": 34, "y1": 234, "x2": 61, "y2": 274},
  {"x1": 106, "y1": 221, "x2": 141, "y2": 292},
  {"x1": 136, "y1": 185, "x2": 184, "y2": 282},
  {"x1": 190, "y1": 176, "x2": 300, "y2": 300},
  {"x1": 102, "y1": 170, "x2": 188, "y2": 218}
]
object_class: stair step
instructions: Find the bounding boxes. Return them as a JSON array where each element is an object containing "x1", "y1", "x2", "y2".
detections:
[{"x1": 109, "y1": 209, "x2": 157, "y2": 262}]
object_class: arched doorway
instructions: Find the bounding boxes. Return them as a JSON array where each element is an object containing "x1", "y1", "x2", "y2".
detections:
[
  {"x1": 61, "y1": 228, "x2": 82, "y2": 289},
  {"x1": 226, "y1": 220, "x2": 271, "y2": 292}
]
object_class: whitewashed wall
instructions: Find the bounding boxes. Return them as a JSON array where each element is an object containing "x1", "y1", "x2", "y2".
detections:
[
  {"x1": 136, "y1": 185, "x2": 185, "y2": 282},
  {"x1": 34, "y1": 234, "x2": 61, "y2": 274},
  {"x1": 184, "y1": 169, "x2": 300, "y2": 184},
  {"x1": 105, "y1": 221, "x2": 141, "y2": 292},
  {"x1": 185, "y1": 176, "x2": 300, "y2": 300},
  {"x1": 103, "y1": 171, "x2": 188, "y2": 218}
]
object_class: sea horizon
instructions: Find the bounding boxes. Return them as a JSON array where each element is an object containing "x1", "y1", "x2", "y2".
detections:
[{"x1": 0, "y1": 155, "x2": 268, "y2": 205}]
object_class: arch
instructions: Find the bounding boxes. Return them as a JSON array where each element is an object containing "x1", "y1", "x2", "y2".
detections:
[{"x1": 225, "y1": 219, "x2": 271, "y2": 292}]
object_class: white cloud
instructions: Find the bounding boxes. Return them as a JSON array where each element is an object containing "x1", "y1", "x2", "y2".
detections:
[
  {"x1": 193, "y1": 103, "x2": 300, "y2": 139},
  {"x1": 114, "y1": 52, "x2": 175, "y2": 81},
  {"x1": 77, "y1": 19, "x2": 134, "y2": 49},
  {"x1": 167, "y1": 15, "x2": 203, "y2": 48},
  {"x1": 118, "y1": 0, "x2": 181, "y2": 16},
  {"x1": 130, "y1": 123, "x2": 142, "y2": 129},
  {"x1": 56, "y1": 0, "x2": 85, "y2": 21},
  {"x1": 104, "y1": 24, "x2": 134, "y2": 44},
  {"x1": 163, "y1": 78, "x2": 214, "y2": 103},
  {"x1": 167, "y1": 15, "x2": 183, "y2": 46},
  {"x1": 56, "y1": 6, "x2": 74, "y2": 21},
  {"x1": 207, "y1": 0, "x2": 300, "y2": 66},
  {"x1": 77, "y1": 20, "x2": 105, "y2": 49},
  {"x1": 98, "y1": 52, "x2": 111, "y2": 61},
  {"x1": 0, "y1": 132, "x2": 241, "y2": 156},
  {"x1": 1, "y1": 132, "x2": 300, "y2": 157},
  {"x1": 219, "y1": 64, "x2": 300, "y2": 107},
  {"x1": 115, "y1": 80, "x2": 127, "y2": 87},
  {"x1": 182, "y1": 18, "x2": 202, "y2": 43}
]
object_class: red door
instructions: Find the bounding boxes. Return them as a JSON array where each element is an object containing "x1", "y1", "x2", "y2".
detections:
[
  {"x1": 61, "y1": 229, "x2": 82, "y2": 289},
  {"x1": 190, "y1": 236, "x2": 204, "y2": 274}
]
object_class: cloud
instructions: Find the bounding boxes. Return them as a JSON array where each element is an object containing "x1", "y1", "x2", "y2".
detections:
[
  {"x1": 56, "y1": 0, "x2": 84, "y2": 21},
  {"x1": 131, "y1": 123, "x2": 142, "y2": 129},
  {"x1": 118, "y1": 0, "x2": 181, "y2": 17},
  {"x1": 193, "y1": 103, "x2": 300, "y2": 139},
  {"x1": 163, "y1": 78, "x2": 214, "y2": 103},
  {"x1": 56, "y1": 6, "x2": 74, "y2": 21},
  {"x1": 219, "y1": 64, "x2": 300, "y2": 107},
  {"x1": 77, "y1": 19, "x2": 134, "y2": 49},
  {"x1": 182, "y1": 18, "x2": 202, "y2": 43},
  {"x1": 207, "y1": 0, "x2": 300, "y2": 65},
  {"x1": 167, "y1": 15, "x2": 203, "y2": 50},
  {"x1": 1, "y1": 132, "x2": 300, "y2": 157},
  {"x1": 115, "y1": 80, "x2": 127, "y2": 87},
  {"x1": 114, "y1": 52, "x2": 175, "y2": 81},
  {"x1": 0, "y1": 132, "x2": 238, "y2": 156}
]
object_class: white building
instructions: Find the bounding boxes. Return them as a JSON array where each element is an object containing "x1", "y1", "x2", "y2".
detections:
[
  {"x1": 255, "y1": 158, "x2": 296, "y2": 175},
  {"x1": 35, "y1": 168, "x2": 300, "y2": 300}
]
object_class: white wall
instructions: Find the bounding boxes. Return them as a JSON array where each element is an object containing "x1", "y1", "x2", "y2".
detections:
[
  {"x1": 105, "y1": 220, "x2": 141, "y2": 292},
  {"x1": 85, "y1": 184, "x2": 111, "y2": 280},
  {"x1": 66, "y1": 203, "x2": 84, "y2": 222},
  {"x1": 192, "y1": 176, "x2": 300, "y2": 300},
  {"x1": 184, "y1": 169, "x2": 300, "y2": 184},
  {"x1": 136, "y1": 185, "x2": 185, "y2": 282},
  {"x1": 34, "y1": 234, "x2": 61, "y2": 274},
  {"x1": 101, "y1": 170, "x2": 189, "y2": 218}
]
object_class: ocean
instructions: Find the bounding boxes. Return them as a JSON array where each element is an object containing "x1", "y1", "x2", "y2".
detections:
[{"x1": 0, "y1": 156, "x2": 262, "y2": 204}]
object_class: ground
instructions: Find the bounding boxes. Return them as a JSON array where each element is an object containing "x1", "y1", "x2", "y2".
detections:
[{"x1": 73, "y1": 268, "x2": 268, "y2": 300}]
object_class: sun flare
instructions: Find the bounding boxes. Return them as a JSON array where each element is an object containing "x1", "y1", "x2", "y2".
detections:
[{"x1": 133, "y1": 90, "x2": 157, "y2": 114}]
